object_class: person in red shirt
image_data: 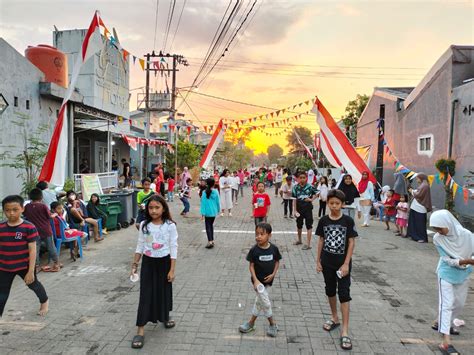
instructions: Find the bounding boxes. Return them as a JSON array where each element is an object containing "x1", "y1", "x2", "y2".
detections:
[
  {"x1": 383, "y1": 190, "x2": 397, "y2": 230},
  {"x1": 167, "y1": 176, "x2": 175, "y2": 202},
  {"x1": 0, "y1": 195, "x2": 49, "y2": 317},
  {"x1": 252, "y1": 182, "x2": 271, "y2": 226},
  {"x1": 23, "y1": 188, "x2": 60, "y2": 272}
]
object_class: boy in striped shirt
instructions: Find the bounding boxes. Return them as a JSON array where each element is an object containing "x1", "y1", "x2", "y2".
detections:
[{"x1": 0, "y1": 195, "x2": 49, "y2": 317}]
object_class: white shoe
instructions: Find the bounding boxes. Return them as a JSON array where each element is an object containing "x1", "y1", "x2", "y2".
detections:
[
  {"x1": 220, "y1": 213, "x2": 224, "y2": 217},
  {"x1": 229, "y1": 212, "x2": 232, "y2": 216}
]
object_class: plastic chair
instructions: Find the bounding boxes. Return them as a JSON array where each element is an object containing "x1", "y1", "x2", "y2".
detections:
[{"x1": 50, "y1": 218, "x2": 84, "y2": 261}]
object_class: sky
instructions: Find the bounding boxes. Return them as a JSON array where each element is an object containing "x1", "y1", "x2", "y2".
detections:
[{"x1": 1, "y1": 0, "x2": 473, "y2": 154}]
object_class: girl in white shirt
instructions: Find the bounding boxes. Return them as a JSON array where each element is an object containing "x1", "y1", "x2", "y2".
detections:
[
  {"x1": 219, "y1": 169, "x2": 233, "y2": 216},
  {"x1": 131, "y1": 195, "x2": 178, "y2": 349},
  {"x1": 317, "y1": 176, "x2": 329, "y2": 217}
]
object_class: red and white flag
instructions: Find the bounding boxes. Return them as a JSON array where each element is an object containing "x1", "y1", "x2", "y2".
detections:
[
  {"x1": 199, "y1": 119, "x2": 225, "y2": 170},
  {"x1": 313, "y1": 98, "x2": 376, "y2": 184},
  {"x1": 39, "y1": 11, "x2": 103, "y2": 185},
  {"x1": 314, "y1": 133, "x2": 321, "y2": 152},
  {"x1": 294, "y1": 129, "x2": 316, "y2": 166}
]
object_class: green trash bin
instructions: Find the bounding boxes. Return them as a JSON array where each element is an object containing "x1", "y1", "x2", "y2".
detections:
[{"x1": 98, "y1": 200, "x2": 122, "y2": 231}]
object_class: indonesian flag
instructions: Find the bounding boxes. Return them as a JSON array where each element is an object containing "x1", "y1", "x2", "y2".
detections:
[
  {"x1": 294, "y1": 129, "x2": 316, "y2": 166},
  {"x1": 199, "y1": 119, "x2": 225, "y2": 170},
  {"x1": 313, "y1": 98, "x2": 376, "y2": 184},
  {"x1": 39, "y1": 11, "x2": 103, "y2": 185}
]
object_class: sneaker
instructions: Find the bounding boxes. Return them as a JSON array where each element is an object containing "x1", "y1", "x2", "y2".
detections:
[
  {"x1": 239, "y1": 322, "x2": 256, "y2": 334},
  {"x1": 267, "y1": 324, "x2": 278, "y2": 337},
  {"x1": 229, "y1": 212, "x2": 232, "y2": 216},
  {"x1": 220, "y1": 213, "x2": 224, "y2": 217}
]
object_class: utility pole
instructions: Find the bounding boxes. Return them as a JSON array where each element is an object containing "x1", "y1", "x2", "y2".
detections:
[
  {"x1": 143, "y1": 53, "x2": 151, "y2": 179},
  {"x1": 375, "y1": 104, "x2": 385, "y2": 185}
]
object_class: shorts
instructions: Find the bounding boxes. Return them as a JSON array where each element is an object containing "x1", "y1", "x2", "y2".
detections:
[
  {"x1": 384, "y1": 215, "x2": 396, "y2": 223},
  {"x1": 296, "y1": 204, "x2": 313, "y2": 230},
  {"x1": 254, "y1": 216, "x2": 267, "y2": 226},
  {"x1": 321, "y1": 263, "x2": 352, "y2": 303}
]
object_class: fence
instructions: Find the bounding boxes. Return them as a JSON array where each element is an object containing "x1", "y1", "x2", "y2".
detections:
[{"x1": 74, "y1": 172, "x2": 118, "y2": 193}]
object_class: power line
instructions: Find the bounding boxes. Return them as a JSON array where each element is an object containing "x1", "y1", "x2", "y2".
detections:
[
  {"x1": 152, "y1": 0, "x2": 161, "y2": 50},
  {"x1": 169, "y1": 0, "x2": 188, "y2": 52},
  {"x1": 162, "y1": 0, "x2": 177, "y2": 51}
]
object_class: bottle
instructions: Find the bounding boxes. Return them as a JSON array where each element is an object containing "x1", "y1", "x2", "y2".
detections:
[{"x1": 257, "y1": 283, "x2": 265, "y2": 293}]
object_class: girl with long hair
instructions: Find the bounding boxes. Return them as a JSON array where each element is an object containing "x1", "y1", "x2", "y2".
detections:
[
  {"x1": 219, "y1": 169, "x2": 233, "y2": 216},
  {"x1": 200, "y1": 178, "x2": 221, "y2": 249},
  {"x1": 317, "y1": 176, "x2": 329, "y2": 217}
]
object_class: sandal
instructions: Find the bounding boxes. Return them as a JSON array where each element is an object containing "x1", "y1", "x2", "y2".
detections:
[
  {"x1": 131, "y1": 335, "x2": 144, "y2": 349},
  {"x1": 431, "y1": 321, "x2": 460, "y2": 335},
  {"x1": 293, "y1": 240, "x2": 303, "y2": 245},
  {"x1": 439, "y1": 343, "x2": 460, "y2": 355},
  {"x1": 340, "y1": 336, "x2": 352, "y2": 350},
  {"x1": 302, "y1": 245, "x2": 312, "y2": 250},
  {"x1": 323, "y1": 319, "x2": 340, "y2": 332},
  {"x1": 164, "y1": 320, "x2": 176, "y2": 329},
  {"x1": 41, "y1": 265, "x2": 52, "y2": 272}
]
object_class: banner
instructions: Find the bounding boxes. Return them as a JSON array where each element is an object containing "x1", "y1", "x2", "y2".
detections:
[
  {"x1": 81, "y1": 174, "x2": 103, "y2": 201},
  {"x1": 199, "y1": 119, "x2": 225, "y2": 169}
]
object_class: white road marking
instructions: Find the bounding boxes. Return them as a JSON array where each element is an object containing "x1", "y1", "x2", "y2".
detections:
[{"x1": 202, "y1": 230, "x2": 297, "y2": 234}]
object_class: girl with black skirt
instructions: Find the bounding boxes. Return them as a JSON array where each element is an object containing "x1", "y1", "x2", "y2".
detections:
[{"x1": 130, "y1": 195, "x2": 178, "y2": 349}]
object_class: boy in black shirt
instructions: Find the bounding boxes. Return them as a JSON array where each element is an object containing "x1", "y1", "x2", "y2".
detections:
[
  {"x1": 239, "y1": 223, "x2": 282, "y2": 337},
  {"x1": 316, "y1": 189, "x2": 357, "y2": 351}
]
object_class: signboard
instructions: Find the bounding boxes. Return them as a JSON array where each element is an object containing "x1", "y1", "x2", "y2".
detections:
[{"x1": 81, "y1": 174, "x2": 103, "y2": 201}]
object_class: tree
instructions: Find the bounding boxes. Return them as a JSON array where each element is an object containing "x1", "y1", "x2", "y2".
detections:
[
  {"x1": 435, "y1": 158, "x2": 456, "y2": 212},
  {"x1": 285, "y1": 155, "x2": 314, "y2": 173},
  {"x1": 0, "y1": 113, "x2": 49, "y2": 195},
  {"x1": 165, "y1": 140, "x2": 202, "y2": 176},
  {"x1": 214, "y1": 141, "x2": 254, "y2": 171},
  {"x1": 267, "y1": 144, "x2": 284, "y2": 163},
  {"x1": 253, "y1": 153, "x2": 270, "y2": 167},
  {"x1": 342, "y1": 94, "x2": 370, "y2": 142},
  {"x1": 286, "y1": 126, "x2": 313, "y2": 152}
]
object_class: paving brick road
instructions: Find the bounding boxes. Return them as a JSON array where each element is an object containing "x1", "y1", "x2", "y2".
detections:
[{"x1": 1, "y1": 186, "x2": 473, "y2": 354}]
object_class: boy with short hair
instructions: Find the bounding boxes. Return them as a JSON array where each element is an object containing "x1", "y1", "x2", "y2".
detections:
[
  {"x1": 252, "y1": 182, "x2": 271, "y2": 226},
  {"x1": 239, "y1": 222, "x2": 281, "y2": 337},
  {"x1": 0, "y1": 195, "x2": 49, "y2": 317},
  {"x1": 23, "y1": 188, "x2": 60, "y2": 272},
  {"x1": 316, "y1": 189, "x2": 357, "y2": 351},
  {"x1": 292, "y1": 171, "x2": 319, "y2": 250}
]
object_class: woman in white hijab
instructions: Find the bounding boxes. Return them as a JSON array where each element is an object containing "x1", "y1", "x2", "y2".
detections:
[{"x1": 430, "y1": 210, "x2": 474, "y2": 355}]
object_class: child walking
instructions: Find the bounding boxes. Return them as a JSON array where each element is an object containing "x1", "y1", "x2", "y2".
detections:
[
  {"x1": 395, "y1": 194, "x2": 409, "y2": 237},
  {"x1": 179, "y1": 178, "x2": 192, "y2": 217},
  {"x1": 23, "y1": 188, "x2": 61, "y2": 272},
  {"x1": 239, "y1": 222, "x2": 281, "y2": 337},
  {"x1": 130, "y1": 195, "x2": 178, "y2": 349},
  {"x1": 279, "y1": 176, "x2": 294, "y2": 218},
  {"x1": 252, "y1": 182, "x2": 271, "y2": 226},
  {"x1": 430, "y1": 210, "x2": 474, "y2": 355},
  {"x1": 200, "y1": 178, "x2": 220, "y2": 249},
  {"x1": 231, "y1": 171, "x2": 240, "y2": 205},
  {"x1": 316, "y1": 189, "x2": 357, "y2": 351},
  {"x1": 0, "y1": 195, "x2": 49, "y2": 317}
]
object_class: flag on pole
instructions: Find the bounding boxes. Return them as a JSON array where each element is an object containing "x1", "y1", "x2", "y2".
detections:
[
  {"x1": 39, "y1": 11, "x2": 102, "y2": 185},
  {"x1": 199, "y1": 119, "x2": 225, "y2": 169},
  {"x1": 314, "y1": 134, "x2": 321, "y2": 152},
  {"x1": 294, "y1": 129, "x2": 316, "y2": 167},
  {"x1": 313, "y1": 97, "x2": 376, "y2": 184}
]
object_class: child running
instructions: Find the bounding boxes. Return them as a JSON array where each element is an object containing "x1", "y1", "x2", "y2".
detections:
[
  {"x1": 0, "y1": 195, "x2": 49, "y2": 317},
  {"x1": 316, "y1": 189, "x2": 357, "y2": 351},
  {"x1": 252, "y1": 182, "x2": 271, "y2": 226},
  {"x1": 239, "y1": 222, "x2": 281, "y2": 337},
  {"x1": 200, "y1": 178, "x2": 220, "y2": 249},
  {"x1": 395, "y1": 194, "x2": 409, "y2": 237},
  {"x1": 130, "y1": 195, "x2": 178, "y2": 349},
  {"x1": 429, "y1": 210, "x2": 474, "y2": 355}
]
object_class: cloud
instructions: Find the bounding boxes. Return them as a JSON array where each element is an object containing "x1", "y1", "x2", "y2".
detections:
[{"x1": 336, "y1": 4, "x2": 362, "y2": 17}]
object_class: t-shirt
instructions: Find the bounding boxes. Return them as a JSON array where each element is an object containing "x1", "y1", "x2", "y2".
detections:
[
  {"x1": 316, "y1": 214, "x2": 358, "y2": 269},
  {"x1": 246, "y1": 243, "x2": 282, "y2": 286},
  {"x1": 137, "y1": 190, "x2": 155, "y2": 206},
  {"x1": 252, "y1": 193, "x2": 271, "y2": 217},
  {"x1": 23, "y1": 201, "x2": 53, "y2": 239},
  {"x1": 292, "y1": 183, "x2": 318, "y2": 209},
  {"x1": 396, "y1": 202, "x2": 409, "y2": 219},
  {"x1": 0, "y1": 221, "x2": 38, "y2": 272},
  {"x1": 123, "y1": 163, "x2": 131, "y2": 178},
  {"x1": 168, "y1": 178, "x2": 175, "y2": 192},
  {"x1": 384, "y1": 198, "x2": 397, "y2": 217},
  {"x1": 275, "y1": 170, "x2": 283, "y2": 183},
  {"x1": 280, "y1": 183, "x2": 295, "y2": 200}
]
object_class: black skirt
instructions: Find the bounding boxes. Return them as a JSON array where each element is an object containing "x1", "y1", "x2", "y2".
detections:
[
  {"x1": 136, "y1": 254, "x2": 173, "y2": 326},
  {"x1": 407, "y1": 209, "x2": 428, "y2": 242}
]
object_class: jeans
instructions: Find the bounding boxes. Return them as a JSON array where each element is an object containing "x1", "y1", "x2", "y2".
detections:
[
  {"x1": 36, "y1": 236, "x2": 58, "y2": 265},
  {"x1": 0, "y1": 268, "x2": 48, "y2": 316},
  {"x1": 181, "y1": 197, "x2": 190, "y2": 213},
  {"x1": 283, "y1": 199, "x2": 293, "y2": 216},
  {"x1": 342, "y1": 208, "x2": 356, "y2": 219},
  {"x1": 239, "y1": 184, "x2": 244, "y2": 197},
  {"x1": 204, "y1": 217, "x2": 215, "y2": 242},
  {"x1": 167, "y1": 191, "x2": 174, "y2": 202}
]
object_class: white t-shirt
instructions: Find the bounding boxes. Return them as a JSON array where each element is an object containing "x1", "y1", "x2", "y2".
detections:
[
  {"x1": 275, "y1": 170, "x2": 283, "y2": 183},
  {"x1": 230, "y1": 176, "x2": 240, "y2": 190},
  {"x1": 318, "y1": 184, "x2": 328, "y2": 201},
  {"x1": 410, "y1": 192, "x2": 427, "y2": 214},
  {"x1": 280, "y1": 183, "x2": 295, "y2": 200}
]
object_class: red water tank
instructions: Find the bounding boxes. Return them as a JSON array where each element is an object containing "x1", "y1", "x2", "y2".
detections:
[{"x1": 25, "y1": 44, "x2": 68, "y2": 88}]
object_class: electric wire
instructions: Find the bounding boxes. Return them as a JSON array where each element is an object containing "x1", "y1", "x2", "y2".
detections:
[{"x1": 169, "y1": 0, "x2": 188, "y2": 52}]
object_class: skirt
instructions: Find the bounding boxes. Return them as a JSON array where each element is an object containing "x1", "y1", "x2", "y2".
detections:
[
  {"x1": 136, "y1": 254, "x2": 173, "y2": 326},
  {"x1": 396, "y1": 217, "x2": 408, "y2": 227},
  {"x1": 407, "y1": 209, "x2": 427, "y2": 242}
]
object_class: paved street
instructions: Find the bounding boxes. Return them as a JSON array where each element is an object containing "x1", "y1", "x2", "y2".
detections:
[{"x1": 1, "y1": 187, "x2": 473, "y2": 354}]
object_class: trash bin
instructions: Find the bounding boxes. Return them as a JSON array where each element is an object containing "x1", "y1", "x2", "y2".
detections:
[
  {"x1": 103, "y1": 190, "x2": 134, "y2": 228},
  {"x1": 98, "y1": 199, "x2": 122, "y2": 231}
]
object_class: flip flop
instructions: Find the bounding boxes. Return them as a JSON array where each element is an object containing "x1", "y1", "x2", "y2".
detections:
[
  {"x1": 131, "y1": 335, "x2": 144, "y2": 349},
  {"x1": 431, "y1": 321, "x2": 460, "y2": 335},
  {"x1": 164, "y1": 320, "x2": 176, "y2": 329},
  {"x1": 41, "y1": 265, "x2": 52, "y2": 272},
  {"x1": 340, "y1": 336, "x2": 352, "y2": 350},
  {"x1": 439, "y1": 343, "x2": 460, "y2": 355},
  {"x1": 293, "y1": 240, "x2": 303, "y2": 245},
  {"x1": 323, "y1": 319, "x2": 340, "y2": 332}
]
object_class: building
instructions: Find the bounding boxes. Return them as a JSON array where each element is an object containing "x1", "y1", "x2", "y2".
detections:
[{"x1": 357, "y1": 45, "x2": 474, "y2": 218}]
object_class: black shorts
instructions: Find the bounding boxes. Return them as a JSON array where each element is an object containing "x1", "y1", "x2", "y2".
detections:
[
  {"x1": 321, "y1": 263, "x2": 352, "y2": 303},
  {"x1": 296, "y1": 203, "x2": 313, "y2": 230}
]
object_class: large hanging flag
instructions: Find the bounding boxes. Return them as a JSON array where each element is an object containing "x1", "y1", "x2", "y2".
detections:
[
  {"x1": 320, "y1": 131, "x2": 342, "y2": 168},
  {"x1": 294, "y1": 129, "x2": 316, "y2": 167},
  {"x1": 199, "y1": 119, "x2": 225, "y2": 169},
  {"x1": 313, "y1": 98, "x2": 376, "y2": 184},
  {"x1": 39, "y1": 11, "x2": 103, "y2": 185}
]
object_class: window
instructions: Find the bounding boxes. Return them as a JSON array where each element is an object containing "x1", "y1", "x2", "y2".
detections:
[
  {"x1": 14, "y1": 96, "x2": 18, "y2": 107},
  {"x1": 418, "y1": 134, "x2": 434, "y2": 157},
  {"x1": 26, "y1": 100, "x2": 30, "y2": 110}
]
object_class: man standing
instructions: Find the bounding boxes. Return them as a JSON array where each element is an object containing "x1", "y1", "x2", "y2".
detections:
[
  {"x1": 274, "y1": 166, "x2": 283, "y2": 197},
  {"x1": 111, "y1": 155, "x2": 119, "y2": 171},
  {"x1": 122, "y1": 158, "x2": 132, "y2": 188}
]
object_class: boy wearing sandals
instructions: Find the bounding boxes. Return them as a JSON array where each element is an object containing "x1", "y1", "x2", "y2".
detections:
[{"x1": 316, "y1": 189, "x2": 357, "y2": 351}]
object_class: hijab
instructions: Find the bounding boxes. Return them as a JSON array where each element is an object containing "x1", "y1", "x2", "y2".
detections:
[
  {"x1": 337, "y1": 174, "x2": 360, "y2": 205},
  {"x1": 430, "y1": 210, "x2": 473, "y2": 260},
  {"x1": 414, "y1": 173, "x2": 432, "y2": 212},
  {"x1": 358, "y1": 171, "x2": 369, "y2": 194},
  {"x1": 393, "y1": 172, "x2": 408, "y2": 196}
]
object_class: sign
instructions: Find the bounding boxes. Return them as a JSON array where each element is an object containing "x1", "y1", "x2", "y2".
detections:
[{"x1": 81, "y1": 174, "x2": 103, "y2": 201}]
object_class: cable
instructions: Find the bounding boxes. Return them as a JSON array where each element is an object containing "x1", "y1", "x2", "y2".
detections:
[
  {"x1": 152, "y1": 0, "x2": 161, "y2": 50},
  {"x1": 169, "y1": 0, "x2": 188, "y2": 52},
  {"x1": 162, "y1": 0, "x2": 177, "y2": 52}
]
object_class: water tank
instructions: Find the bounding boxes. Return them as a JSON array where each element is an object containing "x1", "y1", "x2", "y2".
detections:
[{"x1": 25, "y1": 44, "x2": 68, "y2": 88}]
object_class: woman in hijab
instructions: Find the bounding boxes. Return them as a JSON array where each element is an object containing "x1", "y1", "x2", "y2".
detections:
[
  {"x1": 337, "y1": 174, "x2": 360, "y2": 220},
  {"x1": 429, "y1": 210, "x2": 474, "y2": 355},
  {"x1": 407, "y1": 173, "x2": 432, "y2": 243},
  {"x1": 219, "y1": 169, "x2": 233, "y2": 216},
  {"x1": 358, "y1": 171, "x2": 375, "y2": 227},
  {"x1": 180, "y1": 167, "x2": 191, "y2": 190}
]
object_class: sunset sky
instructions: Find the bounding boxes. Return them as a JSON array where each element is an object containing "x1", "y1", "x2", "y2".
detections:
[{"x1": 1, "y1": 0, "x2": 473, "y2": 154}]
